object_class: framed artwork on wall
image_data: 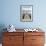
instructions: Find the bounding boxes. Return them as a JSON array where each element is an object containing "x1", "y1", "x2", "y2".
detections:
[{"x1": 20, "y1": 5, "x2": 33, "y2": 22}]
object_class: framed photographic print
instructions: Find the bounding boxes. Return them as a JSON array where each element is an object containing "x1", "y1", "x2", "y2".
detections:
[{"x1": 20, "y1": 5, "x2": 33, "y2": 22}]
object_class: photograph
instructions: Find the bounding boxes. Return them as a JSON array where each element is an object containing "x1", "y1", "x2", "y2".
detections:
[{"x1": 20, "y1": 5, "x2": 33, "y2": 22}]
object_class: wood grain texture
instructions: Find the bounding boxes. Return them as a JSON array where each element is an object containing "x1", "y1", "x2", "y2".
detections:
[
  {"x1": 2, "y1": 31, "x2": 45, "y2": 46},
  {"x1": 24, "y1": 32, "x2": 45, "y2": 46},
  {"x1": 2, "y1": 32, "x2": 23, "y2": 46}
]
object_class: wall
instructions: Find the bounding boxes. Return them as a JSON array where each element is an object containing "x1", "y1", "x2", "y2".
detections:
[
  {"x1": 0, "y1": 0, "x2": 46, "y2": 30},
  {"x1": 0, "y1": 0, "x2": 46, "y2": 31}
]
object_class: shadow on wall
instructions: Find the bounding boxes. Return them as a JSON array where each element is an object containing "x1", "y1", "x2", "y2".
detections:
[{"x1": 0, "y1": 24, "x2": 7, "y2": 43}]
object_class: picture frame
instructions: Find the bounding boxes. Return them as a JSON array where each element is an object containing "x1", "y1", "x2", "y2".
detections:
[{"x1": 20, "y1": 5, "x2": 33, "y2": 22}]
